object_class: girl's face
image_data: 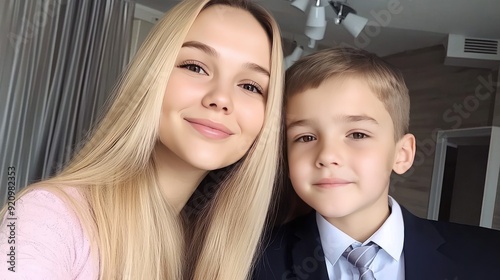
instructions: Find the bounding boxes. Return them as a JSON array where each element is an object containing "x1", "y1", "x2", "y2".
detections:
[{"x1": 158, "y1": 5, "x2": 271, "y2": 171}]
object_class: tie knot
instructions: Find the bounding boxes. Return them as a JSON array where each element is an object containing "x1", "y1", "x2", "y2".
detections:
[{"x1": 342, "y1": 242, "x2": 380, "y2": 269}]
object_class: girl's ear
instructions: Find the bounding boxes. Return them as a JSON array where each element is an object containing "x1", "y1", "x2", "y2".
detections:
[{"x1": 393, "y1": 133, "x2": 416, "y2": 175}]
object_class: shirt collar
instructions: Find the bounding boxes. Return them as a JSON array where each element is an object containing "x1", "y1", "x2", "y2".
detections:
[
  {"x1": 368, "y1": 196, "x2": 405, "y2": 261},
  {"x1": 316, "y1": 211, "x2": 355, "y2": 266},
  {"x1": 316, "y1": 196, "x2": 405, "y2": 265}
]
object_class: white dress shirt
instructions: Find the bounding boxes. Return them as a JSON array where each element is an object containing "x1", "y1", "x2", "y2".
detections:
[{"x1": 316, "y1": 196, "x2": 405, "y2": 280}]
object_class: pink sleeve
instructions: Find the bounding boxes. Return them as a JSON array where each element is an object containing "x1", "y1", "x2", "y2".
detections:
[{"x1": 0, "y1": 189, "x2": 95, "y2": 279}]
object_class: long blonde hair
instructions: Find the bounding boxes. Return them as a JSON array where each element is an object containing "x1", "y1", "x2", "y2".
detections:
[{"x1": 1, "y1": 0, "x2": 284, "y2": 279}]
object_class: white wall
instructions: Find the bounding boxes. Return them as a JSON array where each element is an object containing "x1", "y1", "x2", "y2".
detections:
[{"x1": 129, "y1": 4, "x2": 164, "y2": 61}]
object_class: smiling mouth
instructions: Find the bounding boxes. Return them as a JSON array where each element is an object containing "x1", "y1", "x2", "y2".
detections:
[
  {"x1": 185, "y1": 118, "x2": 233, "y2": 140},
  {"x1": 313, "y1": 178, "x2": 352, "y2": 188}
]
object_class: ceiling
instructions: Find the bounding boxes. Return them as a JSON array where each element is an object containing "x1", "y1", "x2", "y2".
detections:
[{"x1": 134, "y1": 0, "x2": 500, "y2": 57}]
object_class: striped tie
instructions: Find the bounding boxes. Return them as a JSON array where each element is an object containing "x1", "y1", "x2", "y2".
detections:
[{"x1": 342, "y1": 242, "x2": 380, "y2": 280}]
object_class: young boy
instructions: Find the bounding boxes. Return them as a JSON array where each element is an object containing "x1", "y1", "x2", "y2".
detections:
[{"x1": 254, "y1": 48, "x2": 500, "y2": 280}]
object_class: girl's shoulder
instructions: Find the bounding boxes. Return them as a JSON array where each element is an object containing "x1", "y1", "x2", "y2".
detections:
[{"x1": 0, "y1": 187, "x2": 98, "y2": 279}]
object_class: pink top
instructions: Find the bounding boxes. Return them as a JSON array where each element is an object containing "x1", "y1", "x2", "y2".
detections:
[{"x1": 0, "y1": 189, "x2": 98, "y2": 279}]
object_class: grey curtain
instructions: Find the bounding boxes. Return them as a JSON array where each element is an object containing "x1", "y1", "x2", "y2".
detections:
[{"x1": 0, "y1": 0, "x2": 135, "y2": 204}]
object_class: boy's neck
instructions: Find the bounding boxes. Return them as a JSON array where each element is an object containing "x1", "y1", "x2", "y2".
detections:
[{"x1": 325, "y1": 195, "x2": 390, "y2": 243}]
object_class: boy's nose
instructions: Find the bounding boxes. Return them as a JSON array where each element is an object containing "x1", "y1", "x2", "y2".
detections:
[
  {"x1": 202, "y1": 83, "x2": 233, "y2": 114},
  {"x1": 315, "y1": 142, "x2": 341, "y2": 168}
]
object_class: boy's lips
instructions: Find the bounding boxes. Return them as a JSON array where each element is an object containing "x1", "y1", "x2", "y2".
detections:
[{"x1": 313, "y1": 178, "x2": 352, "y2": 187}]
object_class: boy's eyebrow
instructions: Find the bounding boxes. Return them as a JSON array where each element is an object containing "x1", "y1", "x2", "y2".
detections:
[
  {"x1": 286, "y1": 119, "x2": 310, "y2": 130},
  {"x1": 182, "y1": 41, "x2": 270, "y2": 77},
  {"x1": 341, "y1": 115, "x2": 379, "y2": 124},
  {"x1": 286, "y1": 115, "x2": 378, "y2": 130}
]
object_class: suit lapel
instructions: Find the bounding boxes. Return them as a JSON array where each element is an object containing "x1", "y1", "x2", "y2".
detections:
[
  {"x1": 290, "y1": 212, "x2": 330, "y2": 280},
  {"x1": 401, "y1": 207, "x2": 461, "y2": 280}
]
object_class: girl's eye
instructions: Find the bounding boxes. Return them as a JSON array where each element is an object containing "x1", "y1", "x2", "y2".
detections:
[
  {"x1": 179, "y1": 63, "x2": 207, "y2": 75},
  {"x1": 295, "y1": 135, "x2": 316, "y2": 143},
  {"x1": 240, "y1": 82, "x2": 264, "y2": 95},
  {"x1": 349, "y1": 132, "x2": 368, "y2": 139}
]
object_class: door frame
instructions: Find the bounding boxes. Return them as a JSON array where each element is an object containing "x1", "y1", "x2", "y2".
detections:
[{"x1": 427, "y1": 126, "x2": 500, "y2": 228}]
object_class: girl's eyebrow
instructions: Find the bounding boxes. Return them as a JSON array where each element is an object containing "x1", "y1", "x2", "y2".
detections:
[
  {"x1": 243, "y1": 62, "x2": 270, "y2": 77},
  {"x1": 182, "y1": 41, "x2": 270, "y2": 77},
  {"x1": 182, "y1": 41, "x2": 219, "y2": 57}
]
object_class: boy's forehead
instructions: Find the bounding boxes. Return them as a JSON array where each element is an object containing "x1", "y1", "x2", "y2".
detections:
[
  {"x1": 287, "y1": 76, "x2": 375, "y2": 106},
  {"x1": 285, "y1": 76, "x2": 392, "y2": 125},
  {"x1": 287, "y1": 75, "x2": 371, "y2": 102}
]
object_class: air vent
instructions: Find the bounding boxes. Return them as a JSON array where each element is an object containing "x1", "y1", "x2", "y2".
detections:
[
  {"x1": 464, "y1": 38, "x2": 498, "y2": 55},
  {"x1": 444, "y1": 34, "x2": 500, "y2": 69}
]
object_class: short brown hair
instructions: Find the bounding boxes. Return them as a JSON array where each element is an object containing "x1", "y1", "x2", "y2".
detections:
[{"x1": 285, "y1": 47, "x2": 410, "y2": 140}]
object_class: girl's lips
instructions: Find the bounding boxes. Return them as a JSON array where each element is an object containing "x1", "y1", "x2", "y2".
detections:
[{"x1": 185, "y1": 118, "x2": 233, "y2": 140}]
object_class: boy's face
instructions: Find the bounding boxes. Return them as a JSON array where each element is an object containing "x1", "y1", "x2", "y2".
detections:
[{"x1": 286, "y1": 76, "x2": 414, "y2": 226}]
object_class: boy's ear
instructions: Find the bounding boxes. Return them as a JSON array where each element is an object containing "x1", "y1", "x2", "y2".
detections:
[{"x1": 393, "y1": 133, "x2": 416, "y2": 174}]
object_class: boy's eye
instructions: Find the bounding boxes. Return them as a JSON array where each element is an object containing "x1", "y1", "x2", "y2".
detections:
[
  {"x1": 179, "y1": 63, "x2": 207, "y2": 75},
  {"x1": 240, "y1": 82, "x2": 264, "y2": 95},
  {"x1": 348, "y1": 132, "x2": 368, "y2": 139},
  {"x1": 295, "y1": 135, "x2": 316, "y2": 142}
]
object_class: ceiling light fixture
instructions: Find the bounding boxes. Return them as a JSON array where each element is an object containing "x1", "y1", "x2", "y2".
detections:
[
  {"x1": 329, "y1": 1, "x2": 368, "y2": 38},
  {"x1": 306, "y1": 0, "x2": 326, "y2": 27},
  {"x1": 305, "y1": 24, "x2": 327, "y2": 40},
  {"x1": 308, "y1": 38, "x2": 316, "y2": 48},
  {"x1": 291, "y1": 0, "x2": 309, "y2": 13},
  {"x1": 284, "y1": 45, "x2": 304, "y2": 69}
]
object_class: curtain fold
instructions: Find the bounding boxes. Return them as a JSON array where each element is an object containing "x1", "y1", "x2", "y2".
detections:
[{"x1": 0, "y1": 0, "x2": 135, "y2": 204}]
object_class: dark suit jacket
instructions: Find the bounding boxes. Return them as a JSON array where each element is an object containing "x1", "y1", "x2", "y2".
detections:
[{"x1": 253, "y1": 207, "x2": 500, "y2": 280}]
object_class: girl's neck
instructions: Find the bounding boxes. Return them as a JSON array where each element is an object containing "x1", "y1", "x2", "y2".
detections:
[{"x1": 153, "y1": 143, "x2": 208, "y2": 212}]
